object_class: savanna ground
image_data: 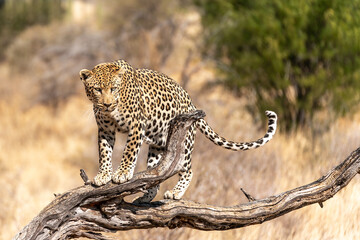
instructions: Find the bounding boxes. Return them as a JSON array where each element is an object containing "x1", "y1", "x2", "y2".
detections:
[{"x1": 1, "y1": 2, "x2": 360, "y2": 240}]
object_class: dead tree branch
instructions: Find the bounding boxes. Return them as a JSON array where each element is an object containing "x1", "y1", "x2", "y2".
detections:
[{"x1": 15, "y1": 110, "x2": 360, "y2": 240}]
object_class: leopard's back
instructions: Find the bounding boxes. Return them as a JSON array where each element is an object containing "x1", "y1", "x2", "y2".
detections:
[{"x1": 135, "y1": 68, "x2": 196, "y2": 146}]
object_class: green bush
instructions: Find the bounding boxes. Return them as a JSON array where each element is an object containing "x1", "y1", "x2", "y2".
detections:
[{"x1": 195, "y1": 0, "x2": 360, "y2": 131}]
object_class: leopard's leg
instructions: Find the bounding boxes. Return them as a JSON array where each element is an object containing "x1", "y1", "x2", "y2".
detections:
[
  {"x1": 164, "y1": 123, "x2": 196, "y2": 200},
  {"x1": 112, "y1": 121, "x2": 144, "y2": 184},
  {"x1": 133, "y1": 146, "x2": 163, "y2": 203},
  {"x1": 92, "y1": 115, "x2": 116, "y2": 186}
]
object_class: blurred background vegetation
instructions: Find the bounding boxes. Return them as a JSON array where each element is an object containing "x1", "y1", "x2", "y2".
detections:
[
  {"x1": 196, "y1": 0, "x2": 360, "y2": 131},
  {"x1": 1, "y1": 0, "x2": 360, "y2": 239},
  {"x1": 0, "y1": 0, "x2": 65, "y2": 60}
]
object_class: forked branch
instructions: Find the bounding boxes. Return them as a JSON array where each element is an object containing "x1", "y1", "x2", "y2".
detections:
[{"x1": 14, "y1": 110, "x2": 360, "y2": 240}]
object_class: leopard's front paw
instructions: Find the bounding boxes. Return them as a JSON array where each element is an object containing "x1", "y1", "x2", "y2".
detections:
[
  {"x1": 112, "y1": 168, "x2": 133, "y2": 184},
  {"x1": 164, "y1": 190, "x2": 182, "y2": 200},
  {"x1": 92, "y1": 171, "x2": 112, "y2": 186}
]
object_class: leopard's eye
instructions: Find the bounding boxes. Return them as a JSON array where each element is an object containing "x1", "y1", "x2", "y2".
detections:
[
  {"x1": 94, "y1": 88, "x2": 102, "y2": 93},
  {"x1": 111, "y1": 87, "x2": 117, "y2": 93}
]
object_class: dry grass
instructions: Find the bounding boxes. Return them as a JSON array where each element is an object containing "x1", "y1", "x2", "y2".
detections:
[
  {"x1": 1, "y1": 70, "x2": 359, "y2": 239},
  {"x1": 1, "y1": 9, "x2": 359, "y2": 239}
]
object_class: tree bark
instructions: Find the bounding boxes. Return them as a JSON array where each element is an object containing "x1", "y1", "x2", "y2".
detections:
[{"x1": 14, "y1": 110, "x2": 360, "y2": 240}]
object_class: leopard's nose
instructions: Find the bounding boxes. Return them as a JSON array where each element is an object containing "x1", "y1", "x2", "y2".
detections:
[{"x1": 104, "y1": 103, "x2": 112, "y2": 108}]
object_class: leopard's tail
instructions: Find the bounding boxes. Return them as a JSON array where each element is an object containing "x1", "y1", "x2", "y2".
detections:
[{"x1": 196, "y1": 111, "x2": 277, "y2": 151}]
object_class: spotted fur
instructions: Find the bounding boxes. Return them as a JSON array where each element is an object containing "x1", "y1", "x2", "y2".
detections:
[{"x1": 80, "y1": 59, "x2": 277, "y2": 202}]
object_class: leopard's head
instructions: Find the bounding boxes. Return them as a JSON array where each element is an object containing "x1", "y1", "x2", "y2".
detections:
[{"x1": 80, "y1": 63, "x2": 125, "y2": 113}]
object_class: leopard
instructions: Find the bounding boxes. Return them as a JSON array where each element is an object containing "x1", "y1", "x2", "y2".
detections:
[{"x1": 79, "y1": 59, "x2": 277, "y2": 202}]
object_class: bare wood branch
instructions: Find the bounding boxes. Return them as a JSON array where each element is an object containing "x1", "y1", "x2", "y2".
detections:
[
  {"x1": 80, "y1": 169, "x2": 91, "y2": 185},
  {"x1": 240, "y1": 188, "x2": 257, "y2": 202},
  {"x1": 14, "y1": 110, "x2": 360, "y2": 239}
]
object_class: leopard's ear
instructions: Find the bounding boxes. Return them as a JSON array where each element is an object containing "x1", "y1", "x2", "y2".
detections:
[
  {"x1": 114, "y1": 65, "x2": 126, "y2": 75},
  {"x1": 79, "y1": 69, "x2": 92, "y2": 83}
]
